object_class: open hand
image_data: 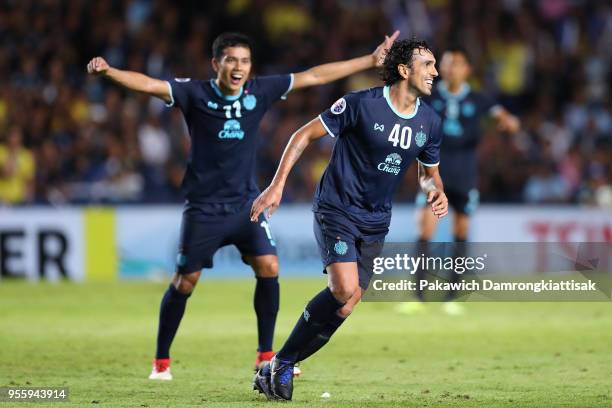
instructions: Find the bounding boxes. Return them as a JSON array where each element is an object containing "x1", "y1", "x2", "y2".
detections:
[
  {"x1": 250, "y1": 184, "x2": 283, "y2": 222},
  {"x1": 372, "y1": 30, "x2": 400, "y2": 67},
  {"x1": 428, "y1": 189, "x2": 448, "y2": 219}
]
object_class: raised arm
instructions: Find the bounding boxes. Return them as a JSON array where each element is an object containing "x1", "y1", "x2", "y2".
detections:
[
  {"x1": 492, "y1": 107, "x2": 520, "y2": 134},
  {"x1": 86, "y1": 57, "x2": 172, "y2": 104},
  {"x1": 250, "y1": 118, "x2": 328, "y2": 221},
  {"x1": 291, "y1": 30, "x2": 399, "y2": 90},
  {"x1": 418, "y1": 162, "x2": 448, "y2": 219}
]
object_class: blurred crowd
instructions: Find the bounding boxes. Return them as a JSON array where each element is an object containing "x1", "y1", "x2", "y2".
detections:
[{"x1": 0, "y1": 0, "x2": 610, "y2": 206}]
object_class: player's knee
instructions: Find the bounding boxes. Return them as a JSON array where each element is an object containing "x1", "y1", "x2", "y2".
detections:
[
  {"x1": 172, "y1": 272, "x2": 200, "y2": 295},
  {"x1": 254, "y1": 260, "x2": 279, "y2": 278},
  {"x1": 329, "y1": 284, "x2": 358, "y2": 304}
]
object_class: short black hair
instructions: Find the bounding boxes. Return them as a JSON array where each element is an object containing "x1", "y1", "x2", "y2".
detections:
[
  {"x1": 212, "y1": 32, "x2": 252, "y2": 59},
  {"x1": 380, "y1": 38, "x2": 432, "y2": 86},
  {"x1": 443, "y1": 45, "x2": 471, "y2": 64}
]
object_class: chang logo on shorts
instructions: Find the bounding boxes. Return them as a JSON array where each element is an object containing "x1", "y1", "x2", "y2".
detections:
[
  {"x1": 218, "y1": 119, "x2": 244, "y2": 140},
  {"x1": 331, "y1": 98, "x2": 346, "y2": 115},
  {"x1": 243, "y1": 94, "x2": 257, "y2": 110},
  {"x1": 415, "y1": 129, "x2": 427, "y2": 147},
  {"x1": 334, "y1": 239, "x2": 348, "y2": 255},
  {"x1": 377, "y1": 153, "x2": 402, "y2": 175}
]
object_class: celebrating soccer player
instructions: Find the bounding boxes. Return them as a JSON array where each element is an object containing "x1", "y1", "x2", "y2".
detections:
[
  {"x1": 86, "y1": 30, "x2": 399, "y2": 380},
  {"x1": 250, "y1": 38, "x2": 447, "y2": 401},
  {"x1": 399, "y1": 46, "x2": 520, "y2": 316}
]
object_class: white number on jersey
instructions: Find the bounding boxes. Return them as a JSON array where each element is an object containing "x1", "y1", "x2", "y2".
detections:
[
  {"x1": 388, "y1": 124, "x2": 412, "y2": 150},
  {"x1": 223, "y1": 100, "x2": 242, "y2": 118}
]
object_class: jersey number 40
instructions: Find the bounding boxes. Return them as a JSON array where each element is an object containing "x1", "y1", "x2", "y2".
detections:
[{"x1": 388, "y1": 124, "x2": 412, "y2": 150}]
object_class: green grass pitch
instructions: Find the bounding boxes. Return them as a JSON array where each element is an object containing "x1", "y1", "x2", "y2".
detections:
[{"x1": 0, "y1": 279, "x2": 610, "y2": 407}]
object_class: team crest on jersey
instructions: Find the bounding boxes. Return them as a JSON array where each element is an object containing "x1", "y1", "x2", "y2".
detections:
[
  {"x1": 243, "y1": 94, "x2": 257, "y2": 110},
  {"x1": 331, "y1": 98, "x2": 346, "y2": 115},
  {"x1": 462, "y1": 102, "x2": 475, "y2": 117},
  {"x1": 218, "y1": 119, "x2": 245, "y2": 140},
  {"x1": 174, "y1": 78, "x2": 191, "y2": 82},
  {"x1": 334, "y1": 239, "x2": 348, "y2": 255},
  {"x1": 415, "y1": 129, "x2": 427, "y2": 147},
  {"x1": 207, "y1": 101, "x2": 218, "y2": 109},
  {"x1": 377, "y1": 153, "x2": 402, "y2": 175}
]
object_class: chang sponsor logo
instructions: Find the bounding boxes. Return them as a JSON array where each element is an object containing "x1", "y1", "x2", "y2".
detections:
[
  {"x1": 218, "y1": 119, "x2": 244, "y2": 140},
  {"x1": 377, "y1": 153, "x2": 402, "y2": 175}
]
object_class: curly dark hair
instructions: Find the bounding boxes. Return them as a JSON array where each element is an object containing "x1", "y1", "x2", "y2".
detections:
[{"x1": 380, "y1": 38, "x2": 432, "y2": 86}]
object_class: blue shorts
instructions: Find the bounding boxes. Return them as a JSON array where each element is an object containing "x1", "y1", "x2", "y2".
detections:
[
  {"x1": 313, "y1": 210, "x2": 386, "y2": 290},
  {"x1": 176, "y1": 201, "x2": 277, "y2": 273},
  {"x1": 416, "y1": 188, "x2": 479, "y2": 215}
]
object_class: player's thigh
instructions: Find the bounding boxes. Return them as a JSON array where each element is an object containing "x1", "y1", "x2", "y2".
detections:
[
  {"x1": 356, "y1": 239, "x2": 385, "y2": 291},
  {"x1": 176, "y1": 210, "x2": 228, "y2": 273},
  {"x1": 233, "y1": 207, "x2": 278, "y2": 263},
  {"x1": 243, "y1": 254, "x2": 279, "y2": 278},
  {"x1": 448, "y1": 188, "x2": 478, "y2": 239},
  {"x1": 415, "y1": 192, "x2": 438, "y2": 240}
]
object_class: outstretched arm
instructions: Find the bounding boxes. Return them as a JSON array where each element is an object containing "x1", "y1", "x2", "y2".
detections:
[
  {"x1": 492, "y1": 108, "x2": 520, "y2": 134},
  {"x1": 418, "y1": 162, "x2": 448, "y2": 219},
  {"x1": 86, "y1": 57, "x2": 172, "y2": 104},
  {"x1": 291, "y1": 30, "x2": 399, "y2": 90},
  {"x1": 250, "y1": 118, "x2": 328, "y2": 221}
]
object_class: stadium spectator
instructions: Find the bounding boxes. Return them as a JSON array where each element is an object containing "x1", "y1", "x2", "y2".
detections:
[
  {"x1": 0, "y1": 127, "x2": 35, "y2": 205},
  {"x1": 0, "y1": 0, "x2": 609, "y2": 206}
]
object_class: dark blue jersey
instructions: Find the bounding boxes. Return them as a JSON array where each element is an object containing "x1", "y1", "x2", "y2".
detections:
[
  {"x1": 166, "y1": 74, "x2": 293, "y2": 210},
  {"x1": 316, "y1": 86, "x2": 442, "y2": 227},
  {"x1": 425, "y1": 81, "x2": 499, "y2": 192}
]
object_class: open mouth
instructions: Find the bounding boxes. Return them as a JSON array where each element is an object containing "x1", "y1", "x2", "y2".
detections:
[
  {"x1": 230, "y1": 72, "x2": 243, "y2": 86},
  {"x1": 425, "y1": 78, "x2": 433, "y2": 87}
]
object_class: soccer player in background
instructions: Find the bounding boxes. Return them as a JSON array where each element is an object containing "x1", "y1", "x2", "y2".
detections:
[
  {"x1": 398, "y1": 46, "x2": 520, "y2": 316},
  {"x1": 250, "y1": 38, "x2": 448, "y2": 401},
  {"x1": 87, "y1": 30, "x2": 399, "y2": 380}
]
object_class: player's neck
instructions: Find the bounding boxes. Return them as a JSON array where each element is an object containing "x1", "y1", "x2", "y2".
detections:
[
  {"x1": 389, "y1": 83, "x2": 419, "y2": 116},
  {"x1": 445, "y1": 80, "x2": 466, "y2": 95},
  {"x1": 214, "y1": 78, "x2": 241, "y2": 96}
]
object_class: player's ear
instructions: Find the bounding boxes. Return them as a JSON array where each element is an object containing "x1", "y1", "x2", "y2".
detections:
[
  {"x1": 211, "y1": 57, "x2": 220, "y2": 73},
  {"x1": 397, "y1": 64, "x2": 409, "y2": 80}
]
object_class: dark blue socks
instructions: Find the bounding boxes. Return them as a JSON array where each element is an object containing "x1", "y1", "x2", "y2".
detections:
[
  {"x1": 254, "y1": 276, "x2": 280, "y2": 352},
  {"x1": 155, "y1": 284, "x2": 191, "y2": 359},
  {"x1": 277, "y1": 287, "x2": 345, "y2": 363}
]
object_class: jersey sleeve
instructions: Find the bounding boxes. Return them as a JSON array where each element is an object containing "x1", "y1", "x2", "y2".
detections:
[
  {"x1": 318, "y1": 92, "x2": 360, "y2": 138},
  {"x1": 165, "y1": 78, "x2": 196, "y2": 111},
  {"x1": 480, "y1": 93, "x2": 502, "y2": 116},
  {"x1": 417, "y1": 115, "x2": 442, "y2": 167},
  {"x1": 255, "y1": 74, "x2": 294, "y2": 104}
]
